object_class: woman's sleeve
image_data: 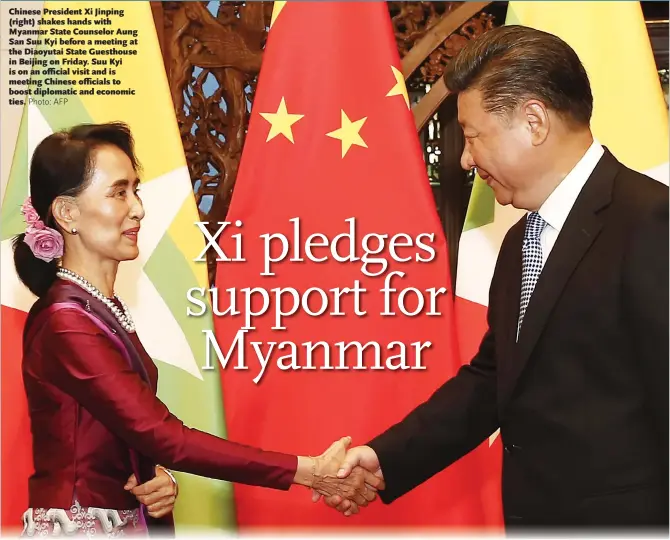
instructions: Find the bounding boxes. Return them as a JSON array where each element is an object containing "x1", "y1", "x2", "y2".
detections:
[{"x1": 40, "y1": 308, "x2": 297, "y2": 490}]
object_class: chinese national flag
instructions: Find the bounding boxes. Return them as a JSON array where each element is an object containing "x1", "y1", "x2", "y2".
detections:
[{"x1": 213, "y1": 2, "x2": 497, "y2": 530}]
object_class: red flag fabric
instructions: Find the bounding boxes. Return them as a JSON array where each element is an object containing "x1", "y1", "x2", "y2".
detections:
[
  {"x1": 455, "y1": 297, "x2": 505, "y2": 526},
  {"x1": 1, "y1": 306, "x2": 31, "y2": 531},
  {"x1": 213, "y1": 2, "x2": 493, "y2": 529}
]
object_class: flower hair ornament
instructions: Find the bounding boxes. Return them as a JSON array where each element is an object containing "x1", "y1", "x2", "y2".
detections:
[{"x1": 21, "y1": 197, "x2": 64, "y2": 262}]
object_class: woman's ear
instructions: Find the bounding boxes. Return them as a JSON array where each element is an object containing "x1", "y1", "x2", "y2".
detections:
[{"x1": 51, "y1": 196, "x2": 80, "y2": 234}]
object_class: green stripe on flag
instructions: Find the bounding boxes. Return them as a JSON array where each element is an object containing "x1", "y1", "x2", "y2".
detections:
[
  {"x1": 144, "y1": 233, "x2": 236, "y2": 530},
  {"x1": 1, "y1": 31, "x2": 92, "y2": 240},
  {"x1": 2, "y1": 111, "x2": 30, "y2": 240},
  {"x1": 37, "y1": 96, "x2": 92, "y2": 133},
  {"x1": 0, "y1": 97, "x2": 92, "y2": 241},
  {"x1": 463, "y1": 176, "x2": 496, "y2": 232},
  {"x1": 30, "y1": 12, "x2": 92, "y2": 130},
  {"x1": 144, "y1": 232, "x2": 215, "y2": 376},
  {"x1": 155, "y1": 362, "x2": 236, "y2": 530}
]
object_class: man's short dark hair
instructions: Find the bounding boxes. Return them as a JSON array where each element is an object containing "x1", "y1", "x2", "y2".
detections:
[{"x1": 444, "y1": 25, "x2": 593, "y2": 125}]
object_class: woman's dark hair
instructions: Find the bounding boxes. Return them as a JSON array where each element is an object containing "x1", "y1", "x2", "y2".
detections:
[
  {"x1": 444, "y1": 25, "x2": 593, "y2": 126},
  {"x1": 13, "y1": 122, "x2": 140, "y2": 297}
]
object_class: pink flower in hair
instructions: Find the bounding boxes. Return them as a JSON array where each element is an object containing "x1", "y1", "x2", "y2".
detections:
[
  {"x1": 24, "y1": 225, "x2": 64, "y2": 262},
  {"x1": 20, "y1": 197, "x2": 45, "y2": 229}
]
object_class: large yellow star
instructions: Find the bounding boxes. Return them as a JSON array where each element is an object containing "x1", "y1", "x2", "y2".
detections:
[
  {"x1": 326, "y1": 110, "x2": 368, "y2": 158},
  {"x1": 386, "y1": 65, "x2": 410, "y2": 109},
  {"x1": 259, "y1": 97, "x2": 304, "y2": 143}
]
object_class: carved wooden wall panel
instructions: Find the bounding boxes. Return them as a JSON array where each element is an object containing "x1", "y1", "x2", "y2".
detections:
[
  {"x1": 395, "y1": 2, "x2": 493, "y2": 82},
  {"x1": 154, "y1": 1, "x2": 272, "y2": 282}
]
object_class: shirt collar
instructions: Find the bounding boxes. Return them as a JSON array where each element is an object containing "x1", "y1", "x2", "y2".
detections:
[{"x1": 538, "y1": 139, "x2": 604, "y2": 233}]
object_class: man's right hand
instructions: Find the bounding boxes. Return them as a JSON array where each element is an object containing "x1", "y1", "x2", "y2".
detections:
[{"x1": 314, "y1": 445, "x2": 384, "y2": 517}]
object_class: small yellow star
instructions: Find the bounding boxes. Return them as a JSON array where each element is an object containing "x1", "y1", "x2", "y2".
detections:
[
  {"x1": 259, "y1": 97, "x2": 304, "y2": 143},
  {"x1": 386, "y1": 65, "x2": 410, "y2": 109},
  {"x1": 326, "y1": 110, "x2": 368, "y2": 158},
  {"x1": 270, "y1": 1, "x2": 286, "y2": 28}
]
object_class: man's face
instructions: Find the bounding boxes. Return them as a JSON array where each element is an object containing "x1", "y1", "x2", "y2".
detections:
[{"x1": 458, "y1": 89, "x2": 537, "y2": 208}]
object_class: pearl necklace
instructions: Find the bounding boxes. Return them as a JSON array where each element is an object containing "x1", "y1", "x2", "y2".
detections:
[{"x1": 56, "y1": 267, "x2": 136, "y2": 333}]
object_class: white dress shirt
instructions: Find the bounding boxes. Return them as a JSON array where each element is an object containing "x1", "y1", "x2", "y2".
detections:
[{"x1": 536, "y1": 140, "x2": 605, "y2": 266}]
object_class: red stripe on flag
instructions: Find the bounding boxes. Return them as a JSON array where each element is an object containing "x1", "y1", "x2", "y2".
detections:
[
  {"x1": 455, "y1": 296, "x2": 504, "y2": 527},
  {"x1": 1, "y1": 305, "x2": 31, "y2": 531}
]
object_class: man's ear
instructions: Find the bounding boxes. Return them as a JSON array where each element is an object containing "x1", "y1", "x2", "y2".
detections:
[
  {"x1": 522, "y1": 99, "x2": 550, "y2": 146},
  {"x1": 51, "y1": 196, "x2": 80, "y2": 234}
]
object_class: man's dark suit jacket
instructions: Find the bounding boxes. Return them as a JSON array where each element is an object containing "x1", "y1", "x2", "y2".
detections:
[{"x1": 368, "y1": 149, "x2": 669, "y2": 529}]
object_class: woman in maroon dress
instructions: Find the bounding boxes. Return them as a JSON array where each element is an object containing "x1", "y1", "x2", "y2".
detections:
[{"x1": 13, "y1": 122, "x2": 380, "y2": 537}]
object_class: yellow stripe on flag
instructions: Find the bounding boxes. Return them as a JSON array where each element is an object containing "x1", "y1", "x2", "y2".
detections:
[
  {"x1": 54, "y1": 1, "x2": 185, "y2": 182},
  {"x1": 508, "y1": 1, "x2": 668, "y2": 175}
]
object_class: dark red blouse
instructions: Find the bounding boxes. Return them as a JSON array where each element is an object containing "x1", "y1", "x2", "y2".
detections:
[{"x1": 22, "y1": 280, "x2": 297, "y2": 510}]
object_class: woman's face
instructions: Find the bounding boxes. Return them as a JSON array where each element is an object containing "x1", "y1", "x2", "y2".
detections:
[{"x1": 71, "y1": 145, "x2": 144, "y2": 264}]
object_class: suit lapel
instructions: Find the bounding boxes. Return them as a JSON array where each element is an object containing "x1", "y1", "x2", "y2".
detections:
[{"x1": 498, "y1": 149, "x2": 620, "y2": 408}]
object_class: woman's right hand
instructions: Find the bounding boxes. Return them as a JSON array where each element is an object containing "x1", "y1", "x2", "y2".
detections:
[{"x1": 124, "y1": 467, "x2": 178, "y2": 518}]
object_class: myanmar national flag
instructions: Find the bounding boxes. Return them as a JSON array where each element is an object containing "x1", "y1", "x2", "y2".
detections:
[
  {"x1": 0, "y1": 2, "x2": 234, "y2": 533},
  {"x1": 212, "y1": 1, "x2": 495, "y2": 530},
  {"x1": 454, "y1": 0, "x2": 669, "y2": 525}
]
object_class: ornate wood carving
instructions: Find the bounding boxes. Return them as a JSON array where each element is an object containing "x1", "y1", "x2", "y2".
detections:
[
  {"x1": 414, "y1": 9, "x2": 495, "y2": 86},
  {"x1": 390, "y1": 1, "x2": 460, "y2": 60},
  {"x1": 400, "y1": 2, "x2": 491, "y2": 79},
  {"x1": 159, "y1": 1, "x2": 272, "y2": 283},
  {"x1": 388, "y1": 2, "x2": 496, "y2": 90},
  {"x1": 404, "y1": 4, "x2": 496, "y2": 131}
]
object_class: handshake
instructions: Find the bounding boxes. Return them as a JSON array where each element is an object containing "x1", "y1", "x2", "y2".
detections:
[{"x1": 295, "y1": 436, "x2": 383, "y2": 517}]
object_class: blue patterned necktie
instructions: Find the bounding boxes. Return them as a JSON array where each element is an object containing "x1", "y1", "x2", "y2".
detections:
[{"x1": 517, "y1": 211, "x2": 547, "y2": 338}]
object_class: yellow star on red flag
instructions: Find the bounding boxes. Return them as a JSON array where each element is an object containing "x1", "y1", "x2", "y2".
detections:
[
  {"x1": 259, "y1": 97, "x2": 304, "y2": 143},
  {"x1": 326, "y1": 110, "x2": 368, "y2": 157},
  {"x1": 386, "y1": 65, "x2": 410, "y2": 109}
]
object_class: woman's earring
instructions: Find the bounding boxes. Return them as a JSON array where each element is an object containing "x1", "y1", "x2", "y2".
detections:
[{"x1": 71, "y1": 228, "x2": 78, "y2": 235}]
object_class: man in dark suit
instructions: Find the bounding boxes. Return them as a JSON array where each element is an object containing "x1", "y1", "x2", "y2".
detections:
[{"x1": 322, "y1": 25, "x2": 669, "y2": 530}]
